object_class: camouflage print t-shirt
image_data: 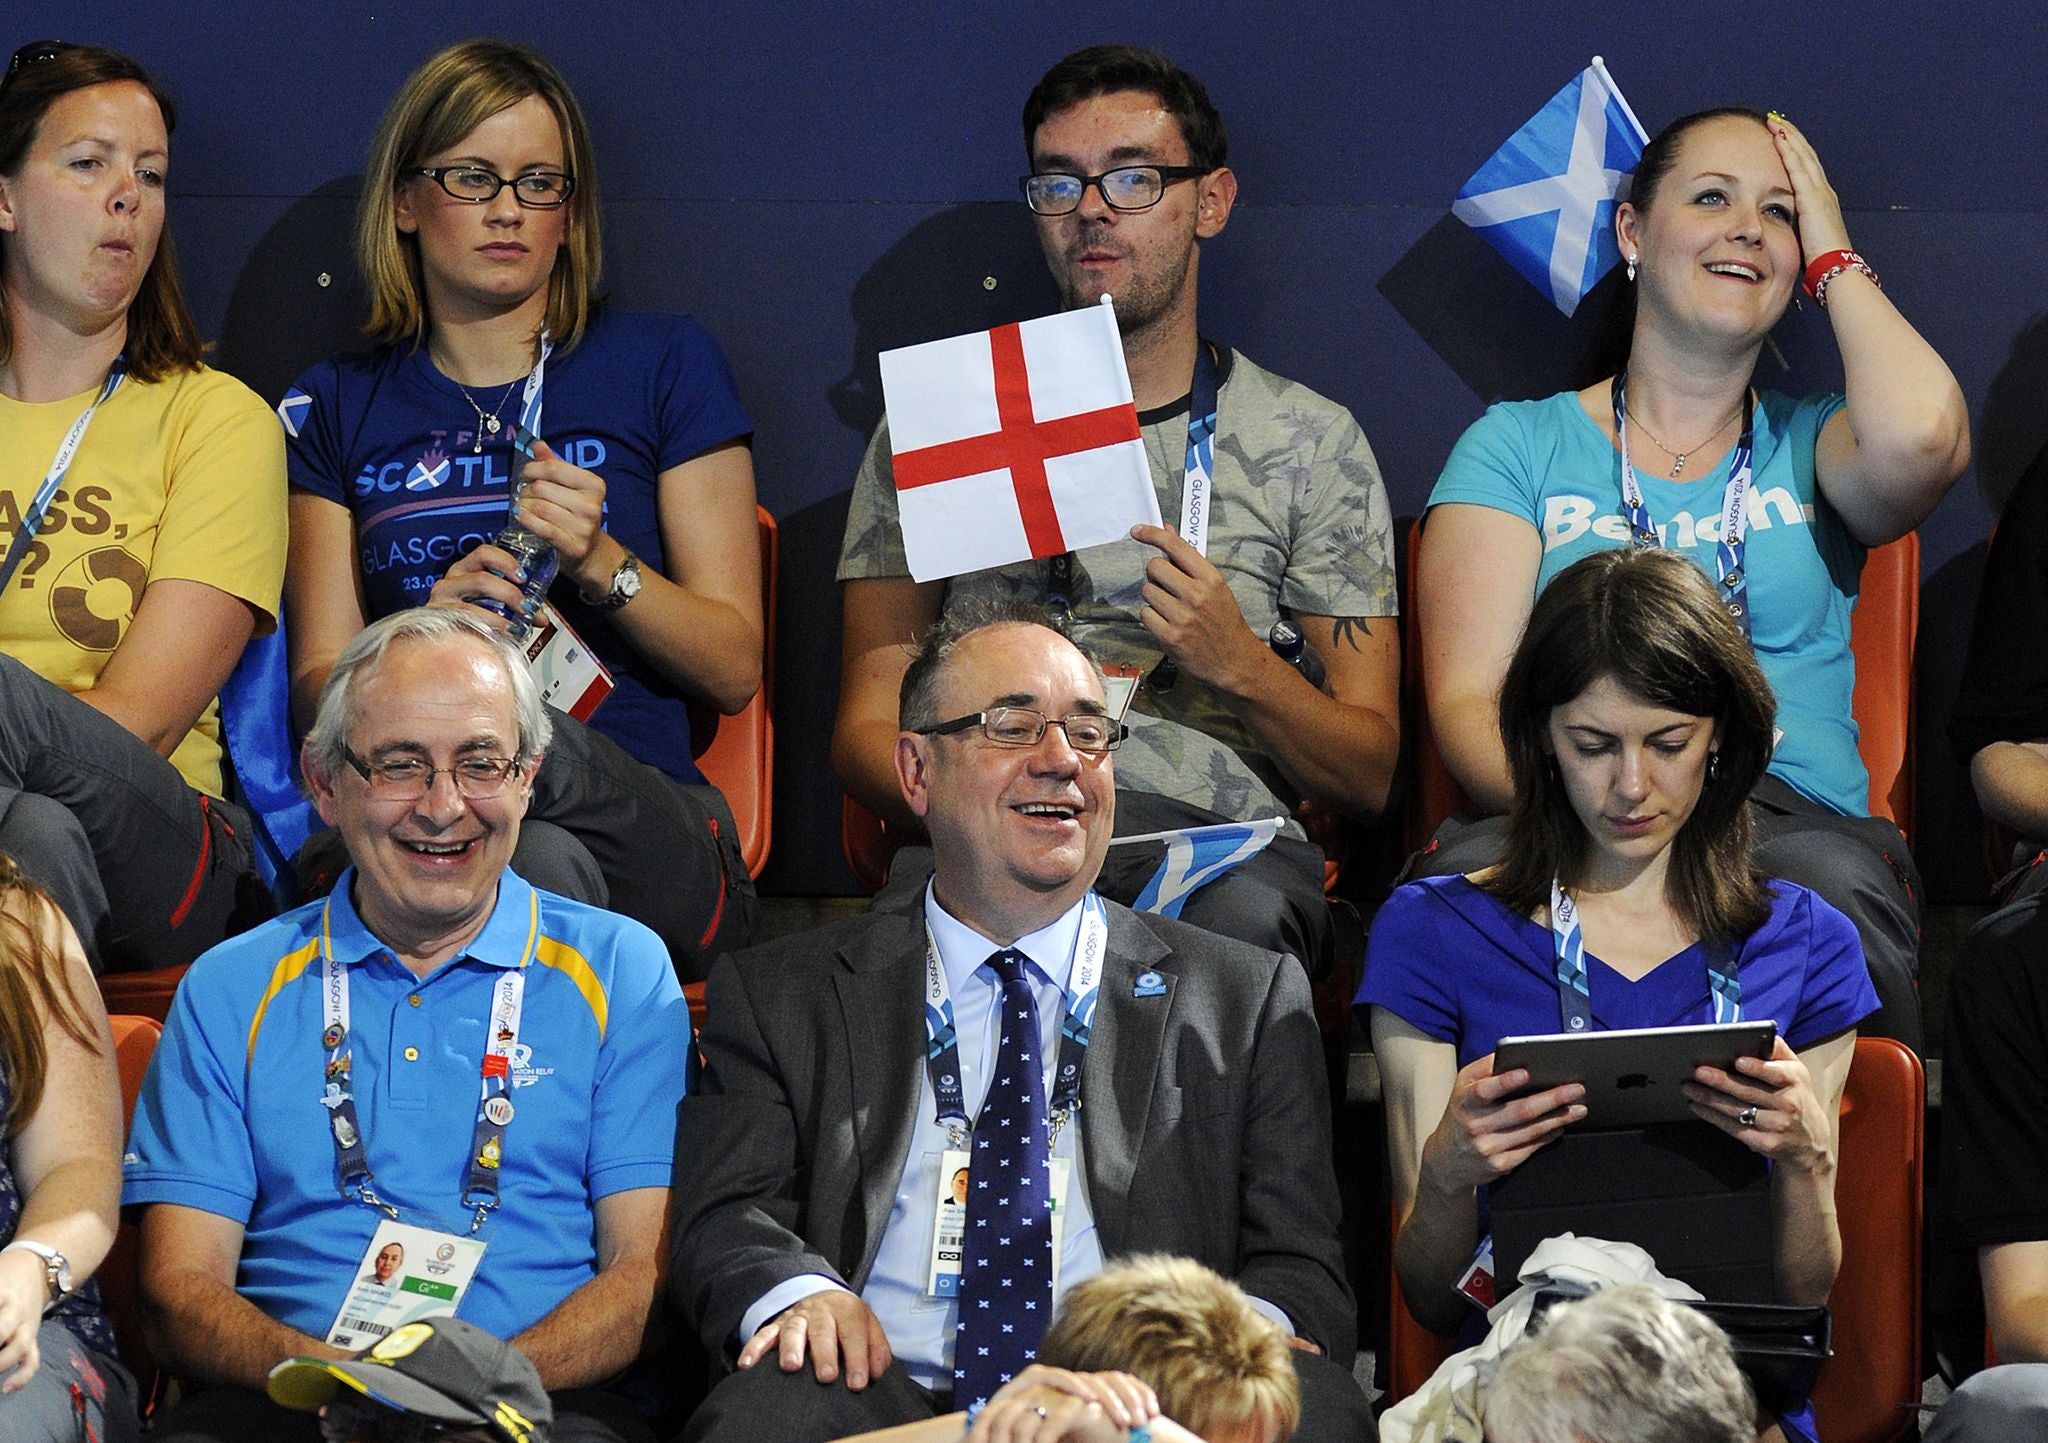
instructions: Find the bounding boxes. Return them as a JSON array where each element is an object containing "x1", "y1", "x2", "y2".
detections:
[{"x1": 837, "y1": 347, "x2": 1398, "y2": 829}]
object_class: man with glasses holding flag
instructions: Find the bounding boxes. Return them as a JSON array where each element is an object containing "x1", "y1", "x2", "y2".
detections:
[
  {"x1": 835, "y1": 45, "x2": 1400, "y2": 976},
  {"x1": 673, "y1": 603, "x2": 1365, "y2": 1442},
  {"x1": 123, "y1": 609, "x2": 685, "y2": 1443}
]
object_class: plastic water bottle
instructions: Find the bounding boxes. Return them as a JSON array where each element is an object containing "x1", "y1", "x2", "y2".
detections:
[{"x1": 474, "y1": 486, "x2": 557, "y2": 642}]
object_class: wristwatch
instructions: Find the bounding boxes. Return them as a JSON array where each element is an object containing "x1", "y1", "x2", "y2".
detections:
[
  {"x1": 583, "y1": 550, "x2": 643, "y2": 611},
  {"x1": 2, "y1": 1239, "x2": 72, "y2": 1309}
]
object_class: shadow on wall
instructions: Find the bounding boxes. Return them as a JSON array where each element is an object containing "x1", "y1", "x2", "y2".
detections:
[
  {"x1": 827, "y1": 201, "x2": 1062, "y2": 440},
  {"x1": 761, "y1": 202, "x2": 1061, "y2": 895},
  {"x1": 1918, "y1": 539, "x2": 1993, "y2": 905},
  {"x1": 216, "y1": 176, "x2": 369, "y2": 405},
  {"x1": 1976, "y1": 312, "x2": 2048, "y2": 516}
]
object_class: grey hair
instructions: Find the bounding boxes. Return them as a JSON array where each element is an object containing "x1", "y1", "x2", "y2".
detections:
[
  {"x1": 1483, "y1": 1285, "x2": 1754, "y2": 1443},
  {"x1": 302, "y1": 609, "x2": 552, "y2": 785},
  {"x1": 897, "y1": 597, "x2": 1099, "y2": 732}
]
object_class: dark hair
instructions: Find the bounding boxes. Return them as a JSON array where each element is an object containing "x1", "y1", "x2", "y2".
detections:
[
  {"x1": 1482, "y1": 547, "x2": 1776, "y2": 943},
  {"x1": 0, "y1": 44, "x2": 203, "y2": 381},
  {"x1": 1022, "y1": 45, "x2": 1227, "y2": 172},
  {"x1": 1579, "y1": 105, "x2": 1775, "y2": 386},
  {"x1": 898, "y1": 597, "x2": 1093, "y2": 732}
]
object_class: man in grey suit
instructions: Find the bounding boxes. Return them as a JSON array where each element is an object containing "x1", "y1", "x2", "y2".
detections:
[{"x1": 670, "y1": 603, "x2": 1366, "y2": 1441}]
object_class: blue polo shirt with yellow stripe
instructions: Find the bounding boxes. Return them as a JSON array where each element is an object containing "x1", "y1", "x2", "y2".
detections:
[{"x1": 123, "y1": 867, "x2": 688, "y2": 1342}]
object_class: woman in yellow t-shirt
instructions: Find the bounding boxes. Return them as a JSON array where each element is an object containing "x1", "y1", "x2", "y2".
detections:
[{"x1": 0, "y1": 42, "x2": 285, "y2": 973}]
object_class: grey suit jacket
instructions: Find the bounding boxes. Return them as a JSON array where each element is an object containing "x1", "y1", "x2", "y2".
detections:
[{"x1": 669, "y1": 892, "x2": 1354, "y2": 1361}]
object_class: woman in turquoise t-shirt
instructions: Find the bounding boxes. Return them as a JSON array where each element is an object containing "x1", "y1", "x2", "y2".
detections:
[{"x1": 1414, "y1": 106, "x2": 1967, "y2": 1052}]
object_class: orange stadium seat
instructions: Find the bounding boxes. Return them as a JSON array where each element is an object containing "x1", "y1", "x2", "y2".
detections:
[{"x1": 102, "y1": 1014, "x2": 163, "y2": 1401}]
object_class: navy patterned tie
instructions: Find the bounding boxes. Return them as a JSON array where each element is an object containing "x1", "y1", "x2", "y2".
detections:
[{"x1": 952, "y1": 949, "x2": 1054, "y2": 1408}]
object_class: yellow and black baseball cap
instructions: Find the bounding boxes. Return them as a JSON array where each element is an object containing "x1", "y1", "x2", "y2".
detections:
[{"x1": 268, "y1": 1317, "x2": 552, "y2": 1443}]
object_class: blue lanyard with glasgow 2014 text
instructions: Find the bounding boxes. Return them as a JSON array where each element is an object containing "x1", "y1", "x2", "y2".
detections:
[
  {"x1": 1548, "y1": 880, "x2": 1743, "y2": 1034},
  {"x1": 0, "y1": 360, "x2": 126, "y2": 594},
  {"x1": 1611, "y1": 372, "x2": 1757, "y2": 640},
  {"x1": 1045, "y1": 340, "x2": 1219, "y2": 630},
  {"x1": 921, "y1": 894, "x2": 1108, "y2": 1147},
  {"x1": 316, "y1": 890, "x2": 535, "y2": 1233}
]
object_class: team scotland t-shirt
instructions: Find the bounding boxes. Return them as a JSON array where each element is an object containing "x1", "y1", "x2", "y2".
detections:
[
  {"x1": 283, "y1": 309, "x2": 752, "y2": 782},
  {"x1": 1429, "y1": 389, "x2": 1868, "y2": 816}
]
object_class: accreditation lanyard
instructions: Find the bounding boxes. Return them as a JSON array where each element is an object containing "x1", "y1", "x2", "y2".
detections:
[
  {"x1": 318, "y1": 895, "x2": 532, "y2": 1233},
  {"x1": 1046, "y1": 340, "x2": 1220, "y2": 626},
  {"x1": 0, "y1": 359, "x2": 126, "y2": 593},
  {"x1": 508, "y1": 336, "x2": 553, "y2": 462},
  {"x1": 922, "y1": 894, "x2": 1108, "y2": 1150},
  {"x1": 1610, "y1": 373, "x2": 1758, "y2": 640},
  {"x1": 1548, "y1": 880, "x2": 1743, "y2": 1034}
]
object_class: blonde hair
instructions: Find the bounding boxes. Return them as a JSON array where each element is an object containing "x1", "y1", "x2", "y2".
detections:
[
  {"x1": 1038, "y1": 1256, "x2": 1299, "y2": 1441},
  {"x1": 355, "y1": 39, "x2": 601, "y2": 352},
  {"x1": 0, "y1": 855, "x2": 102, "y2": 1131}
]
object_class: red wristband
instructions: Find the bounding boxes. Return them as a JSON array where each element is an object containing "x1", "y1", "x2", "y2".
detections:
[{"x1": 1802, "y1": 248, "x2": 1876, "y2": 304}]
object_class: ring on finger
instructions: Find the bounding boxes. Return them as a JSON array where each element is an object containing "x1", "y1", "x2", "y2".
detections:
[
  {"x1": 1033, "y1": 1405, "x2": 1049, "y2": 1419},
  {"x1": 1737, "y1": 1105, "x2": 1759, "y2": 1127}
]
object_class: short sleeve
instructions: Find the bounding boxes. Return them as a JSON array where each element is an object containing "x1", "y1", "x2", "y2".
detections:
[
  {"x1": 836, "y1": 419, "x2": 912, "y2": 581},
  {"x1": 1779, "y1": 888, "x2": 1880, "y2": 1051},
  {"x1": 587, "y1": 924, "x2": 693, "y2": 1197},
  {"x1": 281, "y1": 359, "x2": 348, "y2": 505},
  {"x1": 122, "y1": 967, "x2": 261, "y2": 1220},
  {"x1": 152, "y1": 372, "x2": 288, "y2": 626},
  {"x1": 1425, "y1": 403, "x2": 1544, "y2": 523},
  {"x1": 1356, "y1": 882, "x2": 1464, "y2": 1044},
  {"x1": 650, "y1": 316, "x2": 754, "y2": 472},
  {"x1": 1281, "y1": 408, "x2": 1398, "y2": 619}
]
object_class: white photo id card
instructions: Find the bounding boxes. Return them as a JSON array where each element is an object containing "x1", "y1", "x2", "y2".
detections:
[
  {"x1": 327, "y1": 1220, "x2": 487, "y2": 1350},
  {"x1": 926, "y1": 1148, "x2": 1069, "y2": 1299}
]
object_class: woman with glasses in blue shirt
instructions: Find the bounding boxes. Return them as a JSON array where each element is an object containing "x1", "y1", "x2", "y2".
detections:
[{"x1": 283, "y1": 39, "x2": 759, "y2": 979}]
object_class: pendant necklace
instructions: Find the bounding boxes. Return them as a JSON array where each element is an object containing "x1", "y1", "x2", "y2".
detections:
[
  {"x1": 1623, "y1": 401, "x2": 1744, "y2": 479},
  {"x1": 456, "y1": 375, "x2": 524, "y2": 454}
]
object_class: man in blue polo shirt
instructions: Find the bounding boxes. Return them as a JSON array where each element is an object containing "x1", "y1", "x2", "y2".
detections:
[{"x1": 125, "y1": 608, "x2": 685, "y2": 1443}]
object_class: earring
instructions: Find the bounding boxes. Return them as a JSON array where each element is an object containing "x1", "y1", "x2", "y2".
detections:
[
  {"x1": 1706, "y1": 751, "x2": 1722, "y2": 785},
  {"x1": 1625, "y1": 253, "x2": 1638, "y2": 283}
]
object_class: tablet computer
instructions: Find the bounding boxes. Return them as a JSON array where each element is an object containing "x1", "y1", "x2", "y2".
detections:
[{"x1": 1493, "y1": 1020, "x2": 1778, "y2": 1128}]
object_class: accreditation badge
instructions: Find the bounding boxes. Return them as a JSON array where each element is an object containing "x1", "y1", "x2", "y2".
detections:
[
  {"x1": 327, "y1": 1220, "x2": 488, "y2": 1350},
  {"x1": 924, "y1": 1149, "x2": 1071, "y2": 1299}
]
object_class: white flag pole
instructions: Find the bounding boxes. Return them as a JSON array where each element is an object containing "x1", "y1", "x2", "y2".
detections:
[
  {"x1": 1106, "y1": 816, "x2": 1287, "y2": 849},
  {"x1": 1589, "y1": 55, "x2": 1649, "y2": 145}
]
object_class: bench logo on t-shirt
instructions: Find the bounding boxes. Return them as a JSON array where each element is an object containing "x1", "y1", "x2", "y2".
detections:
[{"x1": 1541, "y1": 487, "x2": 1816, "y2": 552}]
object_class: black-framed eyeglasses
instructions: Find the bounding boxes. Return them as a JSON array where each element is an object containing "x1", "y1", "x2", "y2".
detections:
[
  {"x1": 410, "y1": 166, "x2": 576, "y2": 208},
  {"x1": 1, "y1": 40, "x2": 75, "y2": 97},
  {"x1": 1019, "y1": 165, "x2": 1210, "y2": 216},
  {"x1": 342, "y1": 747, "x2": 525, "y2": 801},
  {"x1": 917, "y1": 706, "x2": 1126, "y2": 754}
]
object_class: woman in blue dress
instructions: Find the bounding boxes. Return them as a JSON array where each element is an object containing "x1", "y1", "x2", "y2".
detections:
[{"x1": 1361, "y1": 547, "x2": 1878, "y2": 1442}]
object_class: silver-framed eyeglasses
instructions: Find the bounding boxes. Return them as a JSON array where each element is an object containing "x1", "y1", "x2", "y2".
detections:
[
  {"x1": 342, "y1": 747, "x2": 525, "y2": 801},
  {"x1": 410, "y1": 166, "x2": 577, "y2": 208},
  {"x1": 1020, "y1": 164, "x2": 1210, "y2": 216},
  {"x1": 916, "y1": 707, "x2": 1126, "y2": 754}
]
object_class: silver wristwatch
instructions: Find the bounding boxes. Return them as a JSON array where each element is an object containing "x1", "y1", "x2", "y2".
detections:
[
  {"x1": 584, "y1": 551, "x2": 643, "y2": 611},
  {"x1": 3, "y1": 1239, "x2": 72, "y2": 1309}
]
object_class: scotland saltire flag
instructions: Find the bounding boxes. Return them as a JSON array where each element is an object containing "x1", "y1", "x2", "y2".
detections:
[
  {"x1": 1451, "y1": 58, "x2": 1649, "y2": 315},
  {"x1": 1125, "y1": 817, "x2": 1285, "y2": 920}
]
